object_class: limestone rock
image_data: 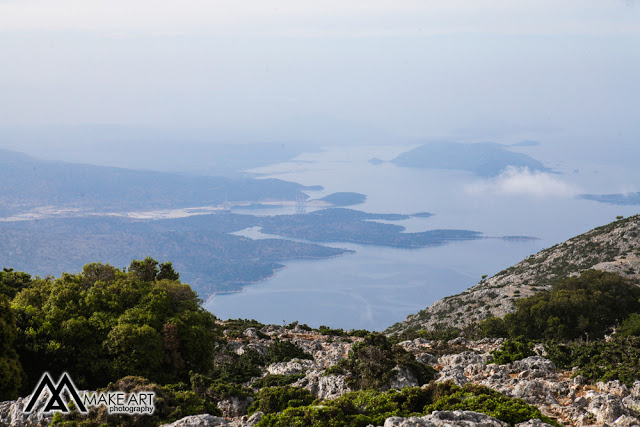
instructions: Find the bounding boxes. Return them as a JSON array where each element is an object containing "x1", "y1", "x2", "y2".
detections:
[
  {"x1": 384, "y1": 410, "x2": 508, "y2": 426},
  {"x1": 160, "y1": 414, "x2": 228, "y2": 426},
  {"x1": 0, "y1": 392, "x2": 54, "y2": 427},
  {"x1": 294, "y1": 370, "x2": 351, "y2": 400},
  {"x1": 243, "y1": 328, "x2": 260, "y2": 339},
  {"x1": 389, "y1": 366, "x2": 420, "y2": 390},
  {"x1": 266, "y1": 358, "x2": 317, "y2": 376},
  {"x1": 511, "y1": 380, "x2": 558, "y2": 406},
  {"x1": 216, "y1": 396, "x2": 253, "y2": 418},
  {"x1": 439, "y1": 351, "x2": 490, "y2": 367},
  {"x1": 509, "y1": 357, "x2": 557, "y2": 379}
]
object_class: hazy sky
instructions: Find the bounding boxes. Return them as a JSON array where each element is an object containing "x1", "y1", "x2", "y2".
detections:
[{"x1": 1, "y1": 0, "x2": 639, "y2": 141}]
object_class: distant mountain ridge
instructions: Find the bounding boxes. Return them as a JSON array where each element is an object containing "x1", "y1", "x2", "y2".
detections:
[
  {"x1": 386, "y1": 215, "x2": 640, "y2": 335},
  {"x1": 0, "y1": 148, "x2": 319, "y2": 216}
]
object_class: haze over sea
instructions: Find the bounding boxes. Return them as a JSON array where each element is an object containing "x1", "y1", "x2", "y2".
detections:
[{"x1": 206, "y1": 141, "x2": 640, "y2": 330}]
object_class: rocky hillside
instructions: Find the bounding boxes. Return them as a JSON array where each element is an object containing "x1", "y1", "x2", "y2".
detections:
[
  {"x1": 386, "y1": 215, "x2": 640, "y2": 335},
  {"x1": 4, "y1": 326, "x2": 638, "y2": 426}
]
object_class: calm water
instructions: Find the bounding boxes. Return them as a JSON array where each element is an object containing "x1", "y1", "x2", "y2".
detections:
[{"x1": 206, "y1": 143, "x2": 640, "y2": 330}]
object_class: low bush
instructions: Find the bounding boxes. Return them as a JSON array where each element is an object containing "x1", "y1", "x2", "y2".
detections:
[
  {"x1": 258, "y1": 383, "x2": 559, "y2": 427},
  {"x1": 478, "y1": 270, "x2": 640, "y2": 341},
  {"x1": 265, "y1": 340, "x2": 313, "y2": 364},
  {"x1": 545, "y1": 336, "x2": 640, "y2": 386},
  {"x1": 328, "y1": 333, "x2": 436, "y2": 390},
  {"x1": 248, "y1": 386, "x2": 314, "y2": 415},
  {"x1": 425, "y1": 383, "x2": 559, "y2": 426},
  {"x1": 490, "y1": 338, "x2": 535, "y2": 365},
  {"x1": 252, "y1": 374, "x2": 305, "y2": 388}
]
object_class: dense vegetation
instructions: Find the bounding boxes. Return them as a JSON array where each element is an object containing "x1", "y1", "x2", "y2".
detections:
[
  {"x1": 325, "y1": 333, "x2": 436, "y2": 390},
  {"x1": 10, "y1": 258, "x2": 217, "y2": 390},
  {"x1": 479, "y1": 270, "x2": 640, "y2": 341},
  {"x1": 473, "y1": 269, "x2": 640, "y2": 386},
  {"x1": 259, "y1": 383, "x2": 559, "y2": 427},
  {"x1": 545, "y1": 337, "x2": 640, "y2": 387}
]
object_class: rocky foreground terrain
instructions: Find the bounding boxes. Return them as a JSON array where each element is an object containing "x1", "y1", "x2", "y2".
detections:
[
  {"x1": 387, "y1": 215, "x2": 640, "y2": 335},
  {"x1": 3, "y1": 216, "x2": 640, "y2": 426},
  {"x1": 3, "y1": 325, "x2": 639, "y2": 426}
]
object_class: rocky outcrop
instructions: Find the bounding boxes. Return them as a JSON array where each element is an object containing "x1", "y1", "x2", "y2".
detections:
[
  {"x1": 294, "y1": 369, "x2": 351, "y2": 400},
  {"x1": 387, "y1": 215, "x2": 640, "y2": 334},
  {"x1": 160, "y1": 414, "x2": 229, "y2": 426},
  {"x1": 0, "y1": 392, "x2": 54, "y2": 427},
  {"x1": 216, "y1": 397, "x2": 254, "y2": 418},
  {"x1": 384, "y1": 410, "x2": 509, "y2": 426},
  {"x1": 265, "y1": 358, "x2": 317, "y2": 376},
  {"x1": 160, "y1": 412, "x2": 263, "y2": 427}
]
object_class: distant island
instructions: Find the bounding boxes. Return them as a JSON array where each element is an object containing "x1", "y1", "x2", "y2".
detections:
[
  {"x1": 578, "y1": 192, "x2": 640, "y2": 205},
  {"x1": 510, "y1": 140, "x2": 541, "y2": 147},
  {"x1": 315, "y1": 192, "x2": 367, "y2": 206},
  {"x1": 391, "y1": 141, "x2": 549, "y2": 177},
  {"x1": 368, "y1": 157, "x2": 385, "y2": 165}
]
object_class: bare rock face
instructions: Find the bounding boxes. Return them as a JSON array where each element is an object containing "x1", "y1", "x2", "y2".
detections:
[
  {"x1": 216, "y1": 396, "x2": 253, "y2": 418},
  {"x1": 384, "y1": 410, "x2": 508, "y2": 427},
  {"x1": 389, "y1": 366, "x2": 421, "y2": 390},
  {"x1": 294, "y1": 370, "x2": 351, "y2": 400},
  {"x1": 265, "y1": 358, "x2": 317, "y2": 376},
  {"x1": 0, "y1": 392, "x2": 54, "y2": 427},
  {"x1": 439, "y1": 352, "x2": 491, "y2": 367},
  {"x1": 160, "y1": 414, "x2": 229, "y2": 426},
  {"x1": 228, "y1": 411, "x2": 263, "y2": 427},
  {"x1": 512, "y1": 380, "x2": 558, "y2": 406}
]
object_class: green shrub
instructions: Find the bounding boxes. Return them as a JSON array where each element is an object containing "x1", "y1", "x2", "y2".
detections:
[
  {"x1": 223, "y1": 319, "x2": 267, "y2": 339},
  {"x1": 248, "y1": 386, "x2": 315, "y2": 414},
  {"x1": 190, "y1": 372, "x2": 253, "y2": 401},
  {"x1": 0, "y1": 294, "x2": 23, "y2": 400},
  {"x1": 490, "y1": 338, "x2": 535, "y2": 365},
  {"x1": 52, "y1": 376, "x2": 221, "y2": 426},
  {"x1": 425, "y1": 383, "x2": 560, "y2": 426},
  {"x1": 210, "y1": 348, "x2": 265, "y2": 384},
  {"x1": 265, "y1": 340, "x2": 313, "y2": 364},
  {"x1": 480, "y1": 270, "x2": 640, "y2": 341},
  {"x1": 252, "y1": 374, "x2": 305, "y2": 388},
  {"x1": 328, "y1": 333, "x2": 436, "y2": 390},
  {"x1": 545, "y1": 336, "x2": 640, "y2": 386},
  {"x1": 617, "y1": 313, "x2": 640, "y2": 337},
  {"x1": 258, "y1": 384, "x2": 559, "y2": 427}
]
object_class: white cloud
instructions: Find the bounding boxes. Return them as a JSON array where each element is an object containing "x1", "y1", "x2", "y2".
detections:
[{"x1": 465, "y1": 167, "x2": 579, "y2": 198}]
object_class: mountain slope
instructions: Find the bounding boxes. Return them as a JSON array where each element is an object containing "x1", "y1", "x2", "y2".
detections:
[{"x1": 386, "y1": 215, "x2": 640, "y2": 334}]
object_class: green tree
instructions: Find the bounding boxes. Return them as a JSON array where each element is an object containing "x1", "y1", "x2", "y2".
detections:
[
  {"x1": 128, "y1": 257, "x2": 160, "y2": 282},
  {"x1": 0, "y1": 295, "x2": 23, "y2": 400},
  {"x1": 480, "y1": 270, "x2": 640, "y2": 341},
  {"x1": 11, "y1": 259, "x2": 217, "y2": 391},
  {"x1": 0, "y1": 268, "x2": 32, "y2": 299}
]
